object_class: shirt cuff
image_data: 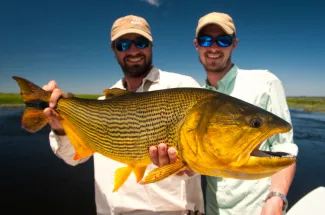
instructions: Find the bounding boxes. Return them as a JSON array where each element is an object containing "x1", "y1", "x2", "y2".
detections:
[{"x1": 49, "y1": 130, "x2": 71, "y2": 148}]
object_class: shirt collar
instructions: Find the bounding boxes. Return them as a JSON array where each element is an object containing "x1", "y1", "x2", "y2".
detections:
[
  {"x1": 204, "y1": 64, "x2": 238, "y2": 92},
  {"x1": 121, "y1": 66, "x2": 160, "y2": 90}
]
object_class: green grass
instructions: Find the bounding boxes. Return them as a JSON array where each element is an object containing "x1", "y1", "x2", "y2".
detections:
[
  {"x1": 1, "y1": 93, "x2": 325, "y2": 113},
  {"x1": 75, "y1": 94, "x2": 102, "y2": 99},
  {"x1": 0, "y1": 93, "x2": 101, "y2": 105},
  {"x1": 287, "y1": 97, "x2": 325, "y2": 112},
  {"x1": 0, "y1": 93, "x2": 24, "y2": 104}
]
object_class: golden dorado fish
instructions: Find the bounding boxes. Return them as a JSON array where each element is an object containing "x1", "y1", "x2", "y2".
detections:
[{"x1": 13, "y1": 76, "x2": 296, "y2": 192}]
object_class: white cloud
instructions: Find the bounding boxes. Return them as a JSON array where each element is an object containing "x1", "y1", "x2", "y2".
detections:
[{"x1": 141, "y1": 0, "x2": 160, "y2": 7}]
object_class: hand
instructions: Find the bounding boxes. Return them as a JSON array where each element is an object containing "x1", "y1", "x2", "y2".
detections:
[
  {"x1": 42, "y1": 80, "x2": 67, "y2": 135},
  {"x1": 149, "y1": 143, "x2": 195, "y2": 176},
  {"x1": 261, "y1": 196, "x2": 283, "y2": 215}
]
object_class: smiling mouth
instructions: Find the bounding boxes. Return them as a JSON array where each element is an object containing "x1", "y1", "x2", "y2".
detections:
[
  {"x1": 127, "y1": 56, "x2": 143, "y2": 63},
  {"x1": 206, "y1": 53, "x2": 222, "y2": 59}
]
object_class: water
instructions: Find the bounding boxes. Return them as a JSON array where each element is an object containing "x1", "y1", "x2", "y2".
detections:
[
  {"x1": 0, "y1": 108, "x2": 96, "y2": 214},
  {"x1": 0, "y1": 108, "x2": 324, "y2": 214}
]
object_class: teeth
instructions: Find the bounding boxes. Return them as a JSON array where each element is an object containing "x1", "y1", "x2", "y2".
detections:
[
  {"x1": 207, "y1": 54, "x2": 221, "y2": 59},
  {"x1": 128, "y1": 57, "x2": 142, "y2": 62}
]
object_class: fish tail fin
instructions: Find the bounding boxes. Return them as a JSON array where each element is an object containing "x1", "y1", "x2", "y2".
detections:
[{"x1": 12, "y1": 76, "x2": 51, "y2": 133}]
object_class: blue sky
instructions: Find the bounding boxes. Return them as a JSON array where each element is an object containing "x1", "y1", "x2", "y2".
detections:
[{"x1": 0, "y1": 0, "x2": 324, "y2": 96}]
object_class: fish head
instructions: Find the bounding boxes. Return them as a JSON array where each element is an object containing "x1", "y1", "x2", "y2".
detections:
[{"x1": 180, "y1": 93, "x2": 296, "y2": 179}]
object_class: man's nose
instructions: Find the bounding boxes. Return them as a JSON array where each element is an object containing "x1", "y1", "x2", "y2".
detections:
[
  {"x1": 126, "y1": 43, "x2": 140, "y2": 54},
  {"x1": 208, "y1": 41, "x2": 221, "y2": 52}
]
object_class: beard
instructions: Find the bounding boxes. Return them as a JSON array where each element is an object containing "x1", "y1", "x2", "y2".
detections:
[
  {"x1": 118, "y1": 54, "x2": 153, "y2": 78},
  {"x1": 200, "y1": 53, "x2": 232, "y2": 73}
]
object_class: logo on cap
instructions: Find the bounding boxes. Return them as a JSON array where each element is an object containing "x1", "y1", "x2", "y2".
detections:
[{"x1": 130, "y1": 17, "x2": 141, "y2": 25}]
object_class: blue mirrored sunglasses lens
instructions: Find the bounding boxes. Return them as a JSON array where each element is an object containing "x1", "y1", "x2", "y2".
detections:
[
  {"x1": 116, "y1": 40, "x2": 131, "y2": 51},
  {"x1": 217, "y1": 35, "x2": 233, "y2": 47},
  {"x1": 198, "y1": 36, "x2": 213, "y2": 47},
  {"x1": 198, "y1": 35, "x2": 233, "y2": 47},
  {"x1": 115, "y1": 38, "x2": 150, "y2": 52},
  {"x1": 134, "y1": 38, "x2": 149, "y2": 49}
]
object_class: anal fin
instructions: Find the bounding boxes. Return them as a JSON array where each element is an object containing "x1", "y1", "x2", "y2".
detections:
[
  {"x1": 134, "y1": 166, "x2": 147, "y2": 183},
  {"x1": 139, "y1": 160, "x2": 187, "y2": 184},
  {"x1": 59, "y1": 119, "x2": 94, "y2": 160},
  {"x1": 113, "y1": 166, "x2": 133, "y2": 192}
]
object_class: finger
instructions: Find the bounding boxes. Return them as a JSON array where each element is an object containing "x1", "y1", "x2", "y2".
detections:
[
  {"x1": 149, "y1": 146, "x2": 159, "y2": 166},
  {"x1": 176, "y1": 170, "x2": 185, "y2": 176},
  {"x1": 176, "y1": 168, "x2": 195, "y2": 176},
  {"x1": 44, "y1": 107, "x2": 60, "y2": 119},
  {"x1": 49, "y1": 88, "x2": 64, "y2": 108},
  {"x1": 183, "y1": 168, "x2": 196, "y2": 176},
  {"x1": 44, "y1": 107, "x2": 53, "y2": 118},
  {"x1": 158, "y1": 143, "x2": 169, "y2": 166},
  {"x1": 167, "y1": 147, "x2": 177, "y2": 164},
  {"x1": 42, "y1": 80, "x2": 58, "y2": 92},
  {"x1": 48, "y1": 120, "x2": 64, "y2": 131},
  {"x1": 44, "y1": 108, "x2": 63, "y2": 130}
]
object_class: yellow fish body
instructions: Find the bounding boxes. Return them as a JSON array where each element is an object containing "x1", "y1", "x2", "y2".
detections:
[{"x1": 13, "y1": 76, "x2": 296, "y2": 192}]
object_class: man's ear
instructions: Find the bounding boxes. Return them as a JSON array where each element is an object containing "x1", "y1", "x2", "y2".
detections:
[
  {"x1": 194, "y1": 38, "x2": 199, "y2": 51},
  {"x1": 232, "y1": 37, "x2": 238, "y2": 50}
]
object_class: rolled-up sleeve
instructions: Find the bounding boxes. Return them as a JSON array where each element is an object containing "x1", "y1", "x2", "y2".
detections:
[{"x1": 265, "y1": 79, "x2": 299, "y2": 156}]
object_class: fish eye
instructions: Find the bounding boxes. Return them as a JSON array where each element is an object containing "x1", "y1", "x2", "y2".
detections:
[{"x1": 248, "y1": 116, "x2": 263, "y2": 128}]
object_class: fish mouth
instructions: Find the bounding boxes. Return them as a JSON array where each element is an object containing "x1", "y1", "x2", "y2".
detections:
[
  {"x1": 249, "y1": 125, "x2": 295, "y2": 159},
  {"x1": 250, "y1": 147, "x2": 295, "y2": 158}
]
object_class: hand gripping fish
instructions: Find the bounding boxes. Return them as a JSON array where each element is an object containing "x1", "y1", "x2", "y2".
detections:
[{"x1": 12, "y1": 76, "x2": 296, "y2": 192}]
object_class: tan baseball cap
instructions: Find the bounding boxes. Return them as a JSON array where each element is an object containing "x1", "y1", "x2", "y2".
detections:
[
  {"x1": 111, "y1": 15, "x2": 153, "y2": 42},
  {"x1": 196, "y1": 12, "x2": 236, "y2": 37}
]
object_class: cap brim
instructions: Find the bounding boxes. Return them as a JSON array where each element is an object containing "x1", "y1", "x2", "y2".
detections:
[
  {"x1": 196, "y1": 22, "x2": 234, "y2": 37},
  {"x1": 111, "y1": 28, "x2": 153, "y2": 42}
]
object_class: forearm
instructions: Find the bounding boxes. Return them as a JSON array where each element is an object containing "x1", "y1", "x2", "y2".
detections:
[
  {"x1": 270, "y1": 163, "x2": 296, "y2": 195},
  {"x1": 261, "y1": 163, "x2": 296, "y2": 214}
]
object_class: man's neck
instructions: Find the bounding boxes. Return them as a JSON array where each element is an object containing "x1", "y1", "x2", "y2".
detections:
[
  {"x1": 124, "y1": 76, "x2": 145, "y2": 92},
  {"x1": 124, "y1": 66, "x2": 153, "y2": 92},
  {"x1": 206, "y1": 63, "x2": 234, "y2": 88}
]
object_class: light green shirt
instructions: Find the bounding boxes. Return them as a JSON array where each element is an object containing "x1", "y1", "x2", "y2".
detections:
[{"x1": 203, "y1": 64, "x2": 298, "y2": 215}]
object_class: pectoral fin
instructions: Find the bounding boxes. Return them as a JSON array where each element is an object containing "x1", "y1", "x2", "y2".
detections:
[
  {"x1": 113, "y1": 166, "x2": 133, "y2": 192},
  {"x1": 139, "y1": 160, "x2": 187, "y2": 184}
]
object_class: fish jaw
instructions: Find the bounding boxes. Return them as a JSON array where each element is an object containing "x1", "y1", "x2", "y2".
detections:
[
  {"x1": 180, "y1": 143, "x2": 296, "y2": 180},
  {"x1": 207, "y1": 152, "x2": 297, "y2": 180},
  {"x1": 231, "y1": 151, "x2": 296, "y2": 178},
  {"x1": 229, "y1": 115, "x2": 293, "y2": 168},
  {"x1": 226, "y1": 112, "x2": 296, "y2": 178}
]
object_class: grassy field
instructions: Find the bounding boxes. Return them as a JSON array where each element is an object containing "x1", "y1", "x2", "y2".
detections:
[
  {"x1": 0, "y1": 93, "x2": 101, "y2": 107},
  {"x1": 1, "y1": 93, "x2": 325, "y2": 112},
  {"x1": 287, "y1": 97, "x2": 325, "y2": 112}
]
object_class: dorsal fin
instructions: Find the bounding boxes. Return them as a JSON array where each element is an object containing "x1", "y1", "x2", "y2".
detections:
[
  {"x1": 103, "y1": 88, "x2": 131, "y2": 99},
  {"x1": 66, "y1": 92, "x2": 75, "y2": 98}
]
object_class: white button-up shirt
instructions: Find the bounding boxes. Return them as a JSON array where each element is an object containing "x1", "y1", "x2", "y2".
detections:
[{"x1": 49, "y1": 67, "x2": 205, "y2": 215}]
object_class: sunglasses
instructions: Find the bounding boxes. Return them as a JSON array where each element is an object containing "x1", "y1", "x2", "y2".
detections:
[
  {"x1": 114, "y1": 37, "x2": 150, "y2": 52},
  {"x1": 197, "y1": 35, "x2": 234, "y2": 47}
]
